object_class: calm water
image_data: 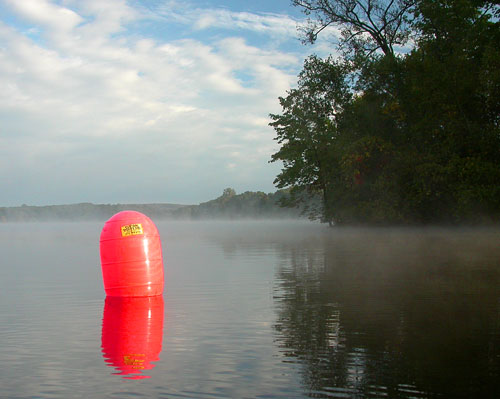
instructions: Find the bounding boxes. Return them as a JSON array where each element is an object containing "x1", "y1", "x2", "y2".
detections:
[{"x1": 0, "y1": 221, "x2": 499, "y2": 398}]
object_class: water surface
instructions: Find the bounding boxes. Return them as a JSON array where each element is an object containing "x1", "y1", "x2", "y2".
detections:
[{"x1": 0, "y1": 221, "x2": 499, "y2": 398}]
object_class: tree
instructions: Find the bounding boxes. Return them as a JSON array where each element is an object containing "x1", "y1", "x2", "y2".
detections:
[
  {"x1": 271, "y1": 0, "x2": 500, "y2": 225},
  {"x1": 269, "y1": 56, "x2": 352, "y2": 224},
  {"x1": 293, "y1": 0, "x2": 417, "y2": 58},
  {"x1": 221, "y1": 187, "x2": 236, "y2": 198},
  {"x1": 395, "y1": 0, "x2": 500, "y2": 222}
]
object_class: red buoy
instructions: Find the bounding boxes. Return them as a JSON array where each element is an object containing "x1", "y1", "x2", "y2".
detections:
[
  {"x1": 100, "y1": 211, "x2": 164, "y2": 297},
  {"x1": 101, "y1": 296, "x2": 164, "y2": 379}
]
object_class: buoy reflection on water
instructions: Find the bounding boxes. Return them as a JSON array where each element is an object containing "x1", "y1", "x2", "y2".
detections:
[{"x1": 101, "y1": 295, "x2": 164, "y2": 379}]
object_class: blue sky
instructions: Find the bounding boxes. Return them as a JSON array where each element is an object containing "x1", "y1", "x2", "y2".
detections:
[{"x1": 0, "y1": 0, "x2": 336, "y2": 206}]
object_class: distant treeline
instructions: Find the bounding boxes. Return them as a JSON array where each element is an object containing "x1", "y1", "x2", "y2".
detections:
[
  {"x1": 0, "y1": 189, "x2": 304, "y2": 222},
  {"x1": 172, "y1": 188, "x2": 304, "y2": 219},
  {"x1": 0, "y1": 202, "x2": 185, "y2": 222}
]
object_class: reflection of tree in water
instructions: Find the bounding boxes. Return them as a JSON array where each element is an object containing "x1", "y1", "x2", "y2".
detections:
[{"x1": 273, "y1": 229, "x2": 500, "y2": 398}]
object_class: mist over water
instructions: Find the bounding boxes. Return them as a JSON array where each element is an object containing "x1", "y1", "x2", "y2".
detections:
[{"x1": 0, "y1": 221, "x2": 499, "y2": 398}]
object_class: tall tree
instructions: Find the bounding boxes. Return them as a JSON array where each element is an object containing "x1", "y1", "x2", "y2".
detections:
[
  {"x1": 271, "y1": 0, "x2": 500, "y2": 224},
  {"x1": 269, "y1": 56, "x2": 352, "y2": 224},
  {"x1": 399, "y1": 0, "x2": 500, "y2": 221}
]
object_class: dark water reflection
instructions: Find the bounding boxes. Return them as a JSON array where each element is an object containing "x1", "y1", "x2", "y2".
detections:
[{"x1": 272, "y1": 228, "x2": 500, "y2": 398}]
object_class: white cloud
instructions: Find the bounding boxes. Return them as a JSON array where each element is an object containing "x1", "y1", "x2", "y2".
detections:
[
  {"x1": 0, "y1": 0, "x2": 308, "y2": 205},
  {"x1": 192, "y1": 9, "x2": 299, "y2": 37},
  {"x1": 4, "y1": 0, "x2": 83, "y2": 32},
  {"x1": 146, "y1": 1, "x2": 301, "y2": 40}
]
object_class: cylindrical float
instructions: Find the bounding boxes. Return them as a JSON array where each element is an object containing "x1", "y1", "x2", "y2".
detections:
[
  {"x1": 101, "y1": 295, "x2": 164, "y2": 379},
  {"x1": 100, "y1": 211, "x2": 164, "y2": 297}
]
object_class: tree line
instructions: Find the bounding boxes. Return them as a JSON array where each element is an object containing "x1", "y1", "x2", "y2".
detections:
[
  {"x1": 270, "y1": 0, "x2": 500, "y2": 225},
  {"x1": 172, "y1": 188, "x2": 304, "y2": 219},
  {"x1": 0, "y1": 190, "x2": 304, "y2": 222},
  {"x1": 0, "y1": 203, "x2": 186, "y2": 222}
]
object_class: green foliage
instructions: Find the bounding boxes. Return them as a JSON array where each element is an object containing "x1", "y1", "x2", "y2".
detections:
[
  {"x1": 269, "y1": 55, "x2": 352, "y2": 223},
  {"x1": 270, "y1": 0, "x2": 500, "y2": 225},
  {"x1": 174, "y1": 189, "x2": 304, "y2": 219}
]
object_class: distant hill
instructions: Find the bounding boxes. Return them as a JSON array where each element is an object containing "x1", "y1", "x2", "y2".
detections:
[
  {"x1": 0, "y1": 202, "x2": 187, "y2": 222},
  {"x1": 0, "y1": 189, "x2": 304, "y2": 222},
  {"x1": 172, "y1": 188, "x2": 303, "y2": 220}
]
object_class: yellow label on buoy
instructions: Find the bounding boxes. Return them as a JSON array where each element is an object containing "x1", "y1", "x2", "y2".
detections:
[
  {"x1": 123, "y1": 354, "x2": 146, "y2": 369},
  {"x1": 121, "y1": 223, "x2": 143, "y2": 237}
]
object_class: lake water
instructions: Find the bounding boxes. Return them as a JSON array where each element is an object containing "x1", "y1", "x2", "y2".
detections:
[{"x1": 0, "y1": 221, "x2": 499, "y2": 398}]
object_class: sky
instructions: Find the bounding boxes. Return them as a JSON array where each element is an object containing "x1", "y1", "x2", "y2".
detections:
[{"x1": 0, "y1": 0, "x2": 336, "y2": 206}]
